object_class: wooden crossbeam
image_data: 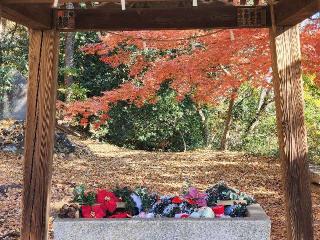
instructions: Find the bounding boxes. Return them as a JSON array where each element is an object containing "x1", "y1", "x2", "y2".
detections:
[
  {"x1": 1, "y1": 3, "x2": 52, "y2": 29},
  {"x1": 55, "y1": 5, "x2": 270, "y2": 31},
  {"x1": 0, "y1": 0, "x2": 264, "y2": 4},
  {"x1": 274, "y1": 0, "x2": 320, "y2": 26}
]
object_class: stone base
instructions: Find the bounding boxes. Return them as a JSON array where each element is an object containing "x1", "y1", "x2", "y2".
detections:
[{"x1": 54, "y1": 204, "x2": 271, "y2": 240}]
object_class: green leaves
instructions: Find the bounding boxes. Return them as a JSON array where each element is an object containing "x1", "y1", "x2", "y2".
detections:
[
  {"x1": 134, "y1": 187, "x2": 157, "y2": 212},
  {"x1": 105, "y1": 83, "x2": 205, "y2": 151},
  {"x1": 73, "y1": 185, "x2": 96, "y2": 206},
  {"x1": 112, "y1": 187, "x2": 136, "y2": 213},
  {"x1": 0, "y1": 24, "x2": 28, "y2": 103}
]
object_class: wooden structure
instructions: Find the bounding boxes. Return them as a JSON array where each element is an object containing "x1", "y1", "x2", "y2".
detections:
[{"x1": 0, "y1": 0, "x2": 319, "y2": 239}]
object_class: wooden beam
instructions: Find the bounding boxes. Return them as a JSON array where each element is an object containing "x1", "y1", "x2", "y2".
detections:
[
  {"x1": 1, "y1": 3, "x2": 52, "y2": 29},
  {"x1": 269, "y1": 4, "x2": 314, "y2": 240},
  {"x1": 0, "y1": 0, "x2": 264, "y2": 4},
  {"x1": 55, "y1": 5, "x2": 270, "y2": 31},
  {"x1": 21, "y1": 29, "x2": 59, "y2": 240},
  {"x1": 275, "y1": 0, "x2": 320, "y2": 26}
]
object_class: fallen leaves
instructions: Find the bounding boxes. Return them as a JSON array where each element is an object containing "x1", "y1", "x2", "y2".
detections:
[{"x1": 1, "y1": 139, "x2": 320, "y2": 239}]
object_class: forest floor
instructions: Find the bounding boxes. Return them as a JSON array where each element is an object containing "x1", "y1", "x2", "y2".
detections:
[{"x1": 1, "y1": 138, "x2": 320, "y2": 239}]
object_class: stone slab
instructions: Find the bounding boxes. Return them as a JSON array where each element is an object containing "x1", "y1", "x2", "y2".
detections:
[{"x1": 54, "y1": 204, "x2": 271, "y2": 240}]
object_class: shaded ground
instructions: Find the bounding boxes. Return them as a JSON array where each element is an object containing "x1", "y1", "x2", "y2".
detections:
[{"x1": 1, "y1": 139, "x2": 320, "y2": 239}]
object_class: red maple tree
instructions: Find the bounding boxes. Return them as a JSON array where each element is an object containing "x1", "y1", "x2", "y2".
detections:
[{"x1": 59, "y1": 22, "x2": 319, "y2": 128}]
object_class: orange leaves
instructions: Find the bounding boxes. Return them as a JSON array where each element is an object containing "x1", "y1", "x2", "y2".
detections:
[
  {"x1": 100, "y1": 51, "x2": 130, "y2": 68},
  {"x1": 301, "y1": 21, "x2": 320, "y2": 85},
  {"x1": 60, "y1": 26, "x2": 320, "y2": 126},
  {"x1": 129, "y1": 55, "x2": 150, "y2": 77},
  {"x1": 80, "y1": 118, "x2": 89, "y2": 127}
]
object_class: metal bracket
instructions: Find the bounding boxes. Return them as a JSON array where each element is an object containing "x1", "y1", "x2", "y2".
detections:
[
  {"x1": 237, "y1": 7, "x2": 267, "y2": 27},
  {"x1": 56, "y1": 10, "x2": 75, "y2": 30}
]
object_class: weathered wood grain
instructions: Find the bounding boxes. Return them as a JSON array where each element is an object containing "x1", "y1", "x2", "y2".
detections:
[
  {"x1": 0, "y1": 0, "x2": 264, "y2": 4},
  {"x1": 269, "y1": 5, "x2": 314, "y2": 240},
  {"x1": 1, "y1": 3, "x2": 52, "y2": 29},
  {"x1": 59, "y1": 5, "x2": 270, "y2": 31},
  {"x1": 21, "y1": 29, "x2": 59, "y2": 240},
  {"x1": 275, "y1": 0, "x2": 320, "y2": 26}
]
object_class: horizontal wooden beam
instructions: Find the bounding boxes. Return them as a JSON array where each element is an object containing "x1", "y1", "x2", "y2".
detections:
[
  {"x1": 1, "y1": 3, "x2": 52, "y2": 29},
  {"x1": 0, "y1": 0, "x2": 262, "y2": 4},
  {"x1": 274, "y1": 0, "x2": 320, "y2": 26},
  {"x1": 56, "y1": 5, "x2": 271, "y2": 31},
  {"x1": 6, "y1": 0, "x2": 191, "y2": 3}
]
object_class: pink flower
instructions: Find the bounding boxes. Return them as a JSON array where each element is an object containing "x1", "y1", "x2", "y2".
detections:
[
  {"x1": 96, "y1": 189, "x2": 119, "y2": 213},
  {"x1": 184, "y1": 187, "x2": 207, "y2": 207}
]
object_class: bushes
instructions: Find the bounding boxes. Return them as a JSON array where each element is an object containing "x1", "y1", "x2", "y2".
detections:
[
  {"x1": 304, "y1": 74, "x2": 320, "y2": 164},
  {"x1": 103, "y1": 84, "x2": 205, "y2": 151}
]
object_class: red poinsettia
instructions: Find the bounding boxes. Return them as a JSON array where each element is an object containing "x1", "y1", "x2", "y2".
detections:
[
  {"x1": 96, "y1": 189, "x2": 119, "y2": 213},
  {"x1": 81, "y1": 205, "x2": 106, "y2": 218},
  {"x1": 171, "y1": 196, "x2": 184, "y2": 204},
  {"x1": 108, "y1": 212, "x2": 132, "y2": 218}
]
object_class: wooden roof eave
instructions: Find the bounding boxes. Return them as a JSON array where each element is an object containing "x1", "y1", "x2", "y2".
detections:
[
  {"x1": 0, "y1": 1, "x2": 272, "y2": 31},
  {"x1": 1, "y1": 3, "x2": 53, "y2": 29},
  {"x1": 0, "y1": 0, "x2": 319, "y2": 31}
]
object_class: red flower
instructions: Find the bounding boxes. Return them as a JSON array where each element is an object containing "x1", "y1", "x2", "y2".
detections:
[
  {"x1": 172, "y1": 196, "x2": 183, "y2": 204},
  {"x1": 212, "y1": 205, "x2": 225, "y2": 217},
  {"x1": 81, "y1": 205, "x2": 105, "y2": 218},
  {"x1": 96, "y1": 190, "x2": 119, "y2": 213},
  {"x1": 108, "y1": 212, "x2": 132, "y2": 218},
  {"x1": 186, "y1": 198, "x2": 197, "y2": 205}
]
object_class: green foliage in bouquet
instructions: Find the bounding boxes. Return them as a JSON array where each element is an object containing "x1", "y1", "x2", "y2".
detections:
[
  {"x1": 134, "y1": 187, "x2": 157, "y2": 212},
  {"x1": 113, "y1": 187, "x2": 136, "y2": 213},
  {"x1": 206, "y1": 182, "x2": 255, "y2": 206},
  {"x1": 73, "y1": 185, "x2": 96, "y2": 206}
]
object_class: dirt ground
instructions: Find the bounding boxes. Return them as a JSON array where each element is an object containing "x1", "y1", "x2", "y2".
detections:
[{"x1": 0, "y1": 139, "x2": 320, "y2": 239}]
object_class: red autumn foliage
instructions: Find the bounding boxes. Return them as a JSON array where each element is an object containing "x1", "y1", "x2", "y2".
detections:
[
  {"x1": 60, "y1": 23, "x2": 320, "y2": 125},
  {"x1": 301, "y1": 19, "x2": 320, "y2": 85}
]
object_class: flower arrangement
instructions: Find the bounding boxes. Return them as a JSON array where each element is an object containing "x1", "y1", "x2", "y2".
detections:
[{"x1": 59, "y1": 182, "x2": 255, "y2": 219}]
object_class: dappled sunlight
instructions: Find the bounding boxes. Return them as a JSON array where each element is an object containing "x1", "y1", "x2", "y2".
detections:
[{"x1": 1, "y1": 141, "x2": 320, "y2": 239}]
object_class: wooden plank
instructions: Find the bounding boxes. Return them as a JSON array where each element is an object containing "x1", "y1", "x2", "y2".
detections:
[
  {"x1": 21, "y1": 29, "x2": 59, "y2": 240},
  {"x1": 275, "y1": 0, "x2": 320, "y2": 26},
  {"x1": 55, "y1": 5, "x2": 270, "y2": 31},
  {"x1": 1, "y1": 3, "x2": 52, "y2": 29},
  {"x1": 269, "y1": 4, "x2": 314, "y2": 240},
  {"x1": 0, "y1": 0, "x2": 265, "y2": 4},
  {"x1": 5, "y1": 0, "x2": 204, "y2": 3}
]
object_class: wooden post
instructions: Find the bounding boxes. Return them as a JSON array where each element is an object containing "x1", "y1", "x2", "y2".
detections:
[
  {"x1": 21, "y1": 29, "x2": 59, "y2": 240},
  {"x1": 269, "y1": 5, "x2": 314, "y2": 240}
]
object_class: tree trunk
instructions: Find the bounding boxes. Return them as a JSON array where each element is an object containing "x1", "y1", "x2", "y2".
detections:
[
  {"x1": 220, "y1": 88, "x2": 237, "y2": 150},
  {"x1": 198, "y1": 108, "x2": 210, "y2": 148},
  {"x1": 243, "y1": 88, "x2": 273, "y2": 137},
  {"x1": 270, "y1": 4, "x2": 313, "y2": 238},
  {"x1": 64, "y1": 3, "x2": 75, "y2": 102},
  {"x1": 179, "y1": 130, "x2": 187, "y2": 152}
]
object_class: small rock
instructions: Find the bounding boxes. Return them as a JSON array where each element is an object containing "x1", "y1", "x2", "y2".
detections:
[{"x1": 2, "y1": 145, "x2": 18, "y2": 153}]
